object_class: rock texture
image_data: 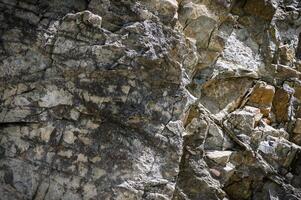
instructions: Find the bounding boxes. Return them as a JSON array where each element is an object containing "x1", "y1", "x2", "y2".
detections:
[{"x1": 0, "y1": 0, "x2": 301, "y2": 200}]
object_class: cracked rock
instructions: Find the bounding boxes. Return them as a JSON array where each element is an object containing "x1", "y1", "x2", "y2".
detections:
[{"x1": 1, "y1": 0, "x2": 301, "y2": 200}]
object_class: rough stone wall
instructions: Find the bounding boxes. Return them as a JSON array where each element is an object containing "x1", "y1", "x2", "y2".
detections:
[{"x1": 0, "y1": 0, "x2": 301, "y2": 200}]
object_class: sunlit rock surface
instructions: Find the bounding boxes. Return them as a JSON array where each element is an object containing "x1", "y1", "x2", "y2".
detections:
[{"x1": 1, "y1": 0, "x2": 301, "y2": 200}]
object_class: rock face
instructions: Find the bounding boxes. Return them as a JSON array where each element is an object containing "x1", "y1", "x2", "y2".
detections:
[{"x1": 0, "y1": 0, "x2": 301, "y2": 200}]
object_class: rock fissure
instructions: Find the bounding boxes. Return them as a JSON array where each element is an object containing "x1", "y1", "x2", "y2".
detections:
[{"x1": 1, "y1": 0, "x2": 301, "y2": 199}]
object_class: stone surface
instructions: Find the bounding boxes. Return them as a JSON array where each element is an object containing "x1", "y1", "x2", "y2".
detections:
[
  {"x1": 226, "y1": 106, "x2": 263, "y2": 133},
  {"x1": 248, "y1": 81, "x2": 275, "y2": 117},
  {"x1": 244, "y1": 0, "x2": 278, "y2": 21},
  {"x1": 1, "y1": 0, "x2": 301, "y2": 200},
  {"x1": 258, "y1": 136, "x2": 300, "y2": 168},
  {"x1": 272, "y1": 87, "x2": 292, "y2": 123},
  {"x1": 206, "y1": 150, "x2": 233, "y2": 165},
  {"x1": 293, "y1": 118, "x2": 301, "y2": 145}
]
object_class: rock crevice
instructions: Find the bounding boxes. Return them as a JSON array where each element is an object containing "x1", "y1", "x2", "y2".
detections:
[{"x1": 1, "y1": 0, "x2": 301, "y2": 200}]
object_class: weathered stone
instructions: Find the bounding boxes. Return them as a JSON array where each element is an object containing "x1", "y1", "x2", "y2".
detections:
[
  {"x1": 70, "y1": 109, "x2": 80, "y2": 120},
  {"x1": 227, "y1": 106, "x2": 263, "y2": 133},
  {"x1": 294, "y1": 85, "x2": 301, "y2": 102},
  {"x1": 91, "y1": 167, "x2": 106, "y2": 180},
  {"x1": 76, "y1": 153, "x2": 88, "y2": 163},
  {"x1": 204, "y1": 123, "x2": 225, "y2": 150},
  {"x1": 63, "y1": 130, "x2": 76, "y2": 144},
  {"x1": 224, "y1": 178, "x2": 252, "y2": 200},
  {"x1": 39, "y1": 87, "x2": 73, "y2": 108},
  {"x1": 198, "y1": 78, "x2": 253, "y2": 114},
  {"x1": 205, "y1": 120, "x2": 233, "y2": 151},
  {"x1": 276, "y1": 64, "x2": 301, "y2": 80},
  {"x1": 244, "y1": 0, "x2": 278, "y2": 21},
  {"x1": 143, "y1": 0, "x2": 178, "y2": 24},
  {"x1": 250, "y1": 122, "x2": 289, "y2": 148},
  {"x1": 272, "y1": 87, "x2": 292, "y2": 123},
  {"x1": 248, "y1": 81, "x2": 275, "y2": 116},
  {"x1": 83, "y1": 183, "x2": 97, "y2": 199},
  {"x1": 58, "y1": 150, "x2": 73, "y2": 158},
  {"x1": 173, "y1": 156, "x2": 227, "y2": 200},
  {"x1": 90, "y1": 156, "x2": 102, "y2": 163},
  {"x1": 1, "y1": 0, "x2": 301, "y2": 199},
  {"x1": 179, "y1": 2, "x2": 217, "y2": 43},
  {"x1": 279, "y1": 44, "x2": 295, "y2": 65},
  {"x1": 222, "y1": 162, "x2": 235, "y2": 183},
  {"x1": 296, "y1": 60, "x2": 301, "y2": 72},
  {"x1": 82, "y1": 11, "x2": 102, "y2": 28},
  {"x1": 39, "y1": 125, "x2": 55, "y2": 143},
  {"x1": 258, "y1": 136, "x2": 300, "y2": 168},
  {"x1": 206, "y1": 150, "x2": 233, "y2": 166},
  {"x1": 293, "y1": 118, "x2": 301, "y2": 145}
]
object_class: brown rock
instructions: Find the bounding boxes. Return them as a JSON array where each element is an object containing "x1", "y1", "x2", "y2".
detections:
[
  {"x1": 225, "y1": 178, "x2": 252, "y2": 200},
  {"x1": 244, "y1": 0, "x2": 278, "y2": 21},
  {"x1": 292, "y1": 82, "x2": 301, "y2": 101},
  {"x1": 260, "y1": 107, "x2": 272, "y2": 117},
  {"x1": 248, "y1": 82, "x2": 275, "y2": 116},
  {"x1": 276, "y1": 64, "x2": 301, "y2": 80},
  {"x1": 249, "y1": 82, "x2": 275, "y2": 105},
  {"x1": 272, "y1": 88, "x2": 291, "y2": 123}
]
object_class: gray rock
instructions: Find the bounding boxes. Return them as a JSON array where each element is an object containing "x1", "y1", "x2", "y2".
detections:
[{"x1": 1, "y1": 0, "x2": 301, "y2": 199}]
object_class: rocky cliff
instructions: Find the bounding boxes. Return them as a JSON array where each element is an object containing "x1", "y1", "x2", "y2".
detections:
[{"x1": 1, "y1": 0, "x2": 301, "y2": 199}]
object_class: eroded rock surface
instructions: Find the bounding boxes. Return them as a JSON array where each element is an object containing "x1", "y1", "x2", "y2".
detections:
[{"x1": 1, "y1": 0, "x2": 301, "y2": 200}]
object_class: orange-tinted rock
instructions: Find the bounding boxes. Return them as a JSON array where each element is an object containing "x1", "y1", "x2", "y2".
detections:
[
  {"x1": 272, "y1": 88, "x2": 291, "y2": 123},
  {"x1": 249, "y1": 82, "x2": 275, "y2": 106},
  {"x1": 260, "y1": 107, "x2": 272, "y2": 117},
  {"x1": 248, "y1": 82, "x2": 275, "y2": 117}
]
